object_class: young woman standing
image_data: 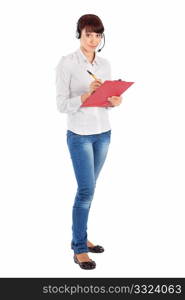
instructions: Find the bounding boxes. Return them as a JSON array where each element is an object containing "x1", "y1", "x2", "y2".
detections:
[{"x1": 55, "y1": 14, "x2": 122, "y2": 270}]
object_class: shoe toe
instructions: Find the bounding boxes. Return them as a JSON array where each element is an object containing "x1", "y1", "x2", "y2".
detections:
[
  {"x1": 81, "y1": 261, "x2": 96, "y2": 269},
  {"x1": 74, "y1": 255, "x2": 96, "y2": 270},
  {"x1": 88, "y1": 245, "x2": 104, "y2": 253}
]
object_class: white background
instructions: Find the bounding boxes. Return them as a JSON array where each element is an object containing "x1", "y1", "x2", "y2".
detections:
[{"x1": 0, "y1": 0, "x2": 185, "y2": 277}]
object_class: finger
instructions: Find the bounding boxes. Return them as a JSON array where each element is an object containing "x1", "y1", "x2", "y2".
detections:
[
  {"x1": 92, "y1": 79, "x2": 101, "y2": 83},
  {"x1": 93, "y1": 84, "x2": 101, "y2": 88},
  {"x1": 92, "y1": 81, "x2": 101, "y2": 85},
  {"x1": 95, "y1": 80, "x2": 102, "y2": 84}
]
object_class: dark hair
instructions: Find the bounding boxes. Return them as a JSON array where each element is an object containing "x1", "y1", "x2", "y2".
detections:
[{"x1": 76, "y1": 14, "x2": 104, "y2": 39}]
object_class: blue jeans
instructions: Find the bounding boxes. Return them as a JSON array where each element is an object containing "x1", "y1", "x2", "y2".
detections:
[{"x1": 66, "y1": 129, "x2": 111, "y2": 254}]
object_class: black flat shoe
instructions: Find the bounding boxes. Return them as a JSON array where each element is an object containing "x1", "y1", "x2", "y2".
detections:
[
  {"x1": 88, "y1": 245, "x2": 104, "y2": 253},
  {"x1": 74, "y1": 254, "x2": 96, "y2": 270}
]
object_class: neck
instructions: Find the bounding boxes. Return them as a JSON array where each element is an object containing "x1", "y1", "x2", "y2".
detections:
[{"x1": 80, "y1": 46, "x2": 95, "y2": 63}]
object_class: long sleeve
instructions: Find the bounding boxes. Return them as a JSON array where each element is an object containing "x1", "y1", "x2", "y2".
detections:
[{"x1": 55, "y1": 57, "x2": 82, "y2": 114}]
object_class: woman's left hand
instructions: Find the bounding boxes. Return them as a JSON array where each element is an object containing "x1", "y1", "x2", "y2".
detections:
[{"x1": 107, "y1": 96, "x2": 122, "y2": 107}]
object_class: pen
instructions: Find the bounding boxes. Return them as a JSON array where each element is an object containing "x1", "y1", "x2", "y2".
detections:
[{"x1": 87, "y1": 70, "x2": 99, "y2": 81}]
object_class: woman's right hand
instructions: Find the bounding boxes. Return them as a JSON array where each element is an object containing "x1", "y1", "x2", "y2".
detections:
[
  {"x1": 81, "y1": 79, "x2": 102, "y2": 103},
  {"x1": 89, "y1": 79, "x2": 102, "y2": 94}
]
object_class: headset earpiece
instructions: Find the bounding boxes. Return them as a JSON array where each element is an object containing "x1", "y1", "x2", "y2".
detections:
[
  {"x1": 76, "y1": 20, "x2": 80, "y2": 39},
  {"x1": 76, "y1": 31, "x2": 80, "y2": 39}
]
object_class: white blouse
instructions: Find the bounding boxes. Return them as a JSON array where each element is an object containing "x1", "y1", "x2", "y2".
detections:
[{"x1": 55, "y1": 47, "x2": 113, "y2": 135}]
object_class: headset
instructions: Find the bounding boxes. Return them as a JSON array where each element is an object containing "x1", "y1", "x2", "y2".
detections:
[{"x1": 76, "y1": 21, "x2": 105, "y2": 52}]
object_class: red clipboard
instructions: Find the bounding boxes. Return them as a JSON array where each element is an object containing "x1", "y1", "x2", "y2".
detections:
[{"x1": 81, "y1": 80, "x2": 134, "y2": 107}]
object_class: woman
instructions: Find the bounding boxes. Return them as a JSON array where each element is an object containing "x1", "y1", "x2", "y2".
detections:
[{"x1": 55, "y1": 14, "x2": 122, "y2": 270}]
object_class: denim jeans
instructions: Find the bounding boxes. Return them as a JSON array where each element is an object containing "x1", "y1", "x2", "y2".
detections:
[{"x1": 66, "y1": 129, "x2": 111, "y2": 254}]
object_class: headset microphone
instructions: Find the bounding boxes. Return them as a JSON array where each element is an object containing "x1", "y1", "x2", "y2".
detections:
[{"x1": 97, "y1": 33, "x2": 105, "y2": 52}]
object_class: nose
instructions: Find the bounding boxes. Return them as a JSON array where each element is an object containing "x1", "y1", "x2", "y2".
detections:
[
  {"x1": 90, "y1": 40, "x2": 98, "y2": 47},
  {"x1": 90, "y1": 38, "x2": 96, "y2": 43}
]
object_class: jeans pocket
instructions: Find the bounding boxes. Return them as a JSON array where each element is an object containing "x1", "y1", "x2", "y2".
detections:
[
  {"x1": 103, "y1": 130, "x2": 111, "y2": 138},
  {"x1": 67, "y1": 130, "x2": 74, "y2": 136},
  {"x1": 67, "y1": 130, "x2": 84, "y2": 146},
  {"x1": 67, "y1": 130, "x2": 74, "y2": 144},
  {"x1": 100, "y1": 130, "x2": 111, "y2": 144}
]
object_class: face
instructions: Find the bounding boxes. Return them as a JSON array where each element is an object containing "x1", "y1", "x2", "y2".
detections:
[{"x1": 80, "y1": 28, "x2": 102, "y2": 53}]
